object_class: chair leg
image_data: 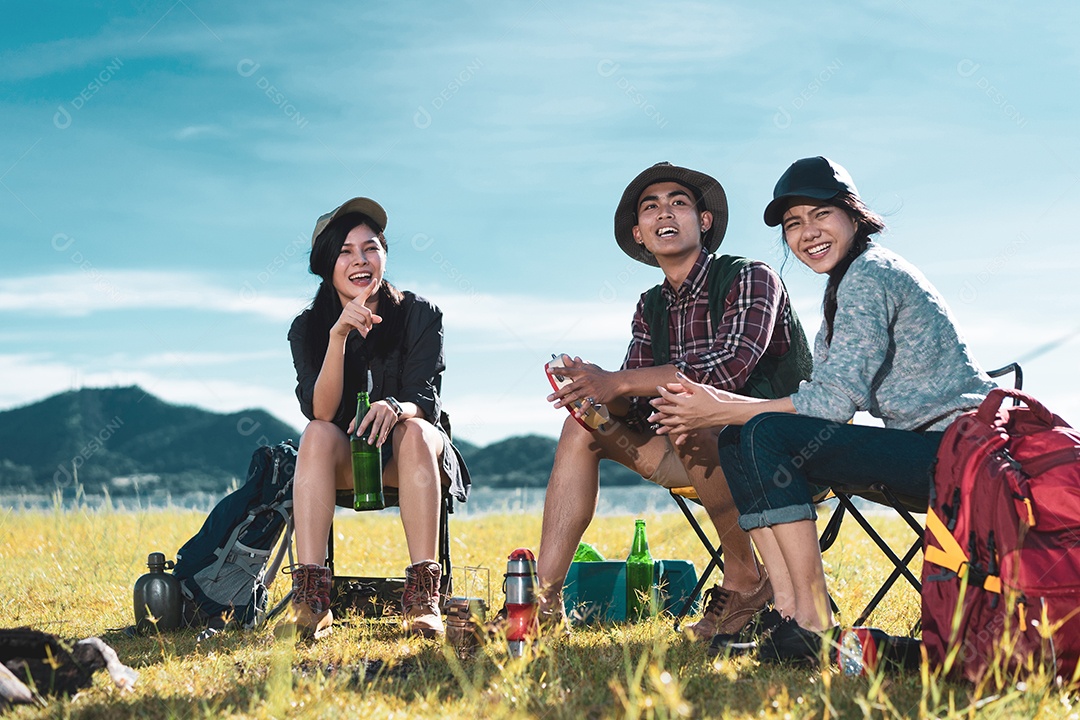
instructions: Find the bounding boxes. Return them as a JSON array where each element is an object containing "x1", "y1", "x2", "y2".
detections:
[
  {"x1": 673, "y1": 556, "x2": 718, "y2": 632},
  {"x1": 817, "y1": 501, "x2": 846, "y2": 553},
  {"x1": 324, "y1": 492, "x2": 454, "y2": 612},
  {"x1": 326, "y1": 521, "x2": 335, "y2": 575},
  {"x1": 671, "y1": 493, "x2": 725, "y2": 570},
  {"x1": 831, "y1": 493, "x2": 922, "y2": 626},
  {"x1": 872, "y1": 484, "x2": 925, "y2": 536},
  {"x1": 854, "y1": 536, "x2": 923, "y2": 626},
  {"x1": 669, "y1": 491, "x2": 724, "y2": 632},
  {"x1": 438, "y1": 494, "x2": 453, "y2": 599},
  {"x1": 836, "y1": 495, "x2": 922, "y2": 591}
]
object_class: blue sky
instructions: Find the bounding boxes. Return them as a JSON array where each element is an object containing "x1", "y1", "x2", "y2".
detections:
[{"x1": 2, "y1": 1, "x2": 1077, "y2": 446}]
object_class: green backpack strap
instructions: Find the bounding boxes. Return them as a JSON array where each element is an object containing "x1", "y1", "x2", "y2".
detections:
[
  {"x1": 640, "y1": 285, "x2": 668, "y2": 364},
  {"x1": 642, "y1": 255, "x2": 752, "y2": 367},
  {"x1": 740, "y1": 298, "x2": 813, "y2": 400},
  {"x1": 641, "y1": 254, "x2": 812, "y2": 398}
]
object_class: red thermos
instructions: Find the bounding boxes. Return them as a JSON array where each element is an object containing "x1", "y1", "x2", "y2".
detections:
[{"x1": 503, "y1": 548, "x2": 539, "y2": 657}]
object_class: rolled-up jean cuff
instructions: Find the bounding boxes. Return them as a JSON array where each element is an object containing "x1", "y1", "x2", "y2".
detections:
[{"x1": 738, "y1": 503, "x2": 818, "y2": 531}]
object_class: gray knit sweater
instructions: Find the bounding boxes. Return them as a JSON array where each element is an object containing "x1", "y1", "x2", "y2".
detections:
[{"x1": 791, "y1": 243, "x2": 994, "y2": 431}]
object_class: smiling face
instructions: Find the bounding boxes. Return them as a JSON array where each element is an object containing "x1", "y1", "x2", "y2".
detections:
[
  {"x1": 781, "y1": 200, "x2": 859, "y2": 274},
  {"x1": 332, "y1": 223, "x2": 386, "y2": 307},
  {"x1": 631, "y1": 181, "x2": 712, "y2": 263}
]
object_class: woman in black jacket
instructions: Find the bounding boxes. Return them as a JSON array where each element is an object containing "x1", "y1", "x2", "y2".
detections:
[{"x1": 279, "y1": 197, "x2": 470, "y2": 640}]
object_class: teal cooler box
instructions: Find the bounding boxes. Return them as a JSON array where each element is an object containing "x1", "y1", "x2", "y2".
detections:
[{"x1": 563, "y1": 560, "x2": 699, "y2": 624}]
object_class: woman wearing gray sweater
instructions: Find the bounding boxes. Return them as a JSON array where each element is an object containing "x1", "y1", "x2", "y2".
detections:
[{"x1": 649, "y1": 157, "x2": 994, "y2": 664}]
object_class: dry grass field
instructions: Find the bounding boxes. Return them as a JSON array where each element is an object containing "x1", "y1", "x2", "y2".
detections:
[{"x1": 0, "y1": 504, "x2": 1075, "y2": 719}]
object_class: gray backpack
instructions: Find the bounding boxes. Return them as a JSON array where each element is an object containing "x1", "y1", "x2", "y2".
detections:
[{"x1": 172, "y1": 441, "x2": 296, "y2": 636}]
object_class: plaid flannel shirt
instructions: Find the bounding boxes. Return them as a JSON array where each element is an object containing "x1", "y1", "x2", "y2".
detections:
[{"x1": 620, "y1": 249, "x2": 794, "y2": 430}]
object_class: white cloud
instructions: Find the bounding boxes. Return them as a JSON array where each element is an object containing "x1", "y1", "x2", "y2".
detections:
[
  {"x1": 135, "y1": 351, "x2": 282, "y2": 368},
  {"x1": 450, "y1": 392, "x2": 564, "y2": 445},
  {"x1": 0, "y1": 269, "x2": 633, "y2": 344},
  {"x1": 175, "y1": 124, "x2": 228, "y2": 141},
  {"x1": 0, "y1": 274, "x2": 637, "y2": 446},
  {"x1": 434, "y1": 288, "x2": 632, "y2": 345},
  {"x1": 0, "y1": 270, "x2": 309, "y2": 320},
  {"x1": 3, "y1": 299, "x2": 1078, "y2": 449},
  {"x1": 0, "y1": 354, "x2": 83, "y2": 410}
]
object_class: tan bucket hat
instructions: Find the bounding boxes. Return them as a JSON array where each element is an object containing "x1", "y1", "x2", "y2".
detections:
[{"x1": 614, "y1": 162, "x2": 728, "y2": 266}]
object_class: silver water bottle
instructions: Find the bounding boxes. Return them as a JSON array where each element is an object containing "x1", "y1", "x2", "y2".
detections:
[{"x1": 503, "y1": 548, "x2": 539, "y2": 657}]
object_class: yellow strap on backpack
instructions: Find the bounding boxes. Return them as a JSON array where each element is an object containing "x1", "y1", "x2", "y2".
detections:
[{"x1": 925, "y1": 508, "x2": 1002, "y2": 594}]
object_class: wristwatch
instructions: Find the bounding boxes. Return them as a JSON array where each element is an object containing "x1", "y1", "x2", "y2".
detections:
[{"x1": 384, "y1": 396, "x2": 404, "y2": 421}]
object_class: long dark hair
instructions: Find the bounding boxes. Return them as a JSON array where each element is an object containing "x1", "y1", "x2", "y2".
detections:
[
  {"x1": 301, "y1": 211, "x2": 405, "y2": 369},
  {"x1": 807, "y1": 193, "x2": 886, "y2": 345}
]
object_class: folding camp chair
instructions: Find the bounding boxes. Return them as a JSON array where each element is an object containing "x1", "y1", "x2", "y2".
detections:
[
  {"x1": 326, "y1": 487, "x2": 455, "y2": 616},
  {"x1": 816, "y1": 362, "x2": 1022, "y2": 627},
  {"x1": 669, "y1": 362, "x2": 1022, "y2": 631},
  {"x1": 668, "y1": 486, "x2": 723, "y2": 631}
]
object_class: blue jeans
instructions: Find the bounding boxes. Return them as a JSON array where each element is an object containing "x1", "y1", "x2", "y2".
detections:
[{"x1": 717, "y1": 413, "x2": 943, "y2": 531}]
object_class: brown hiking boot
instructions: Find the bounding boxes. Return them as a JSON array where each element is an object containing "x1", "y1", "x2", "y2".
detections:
[
  {"x1": 684, "y1": 567, "x2": 772, "y2": 642},
  {"x1": 539, "y1": 603, "x2": 571, "y2": 638},
  {"x1": 537, "y1": 585, "x2": 570, "y2": 638},
  {"x1": 402, "y1": 561, "x2": 444, "y2": 638},
  {"x1": 275, "y1": 564, "x2": 333, "y2": 640}
]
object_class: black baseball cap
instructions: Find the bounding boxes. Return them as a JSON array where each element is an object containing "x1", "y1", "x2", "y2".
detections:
[{"x1": 763, "y1": 156, "x2": 860, "y2": 227}]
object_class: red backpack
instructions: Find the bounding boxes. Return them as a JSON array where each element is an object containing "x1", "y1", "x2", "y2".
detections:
[{"x1": 922, "y1": 388, "x2": 1080, "y2": 684}]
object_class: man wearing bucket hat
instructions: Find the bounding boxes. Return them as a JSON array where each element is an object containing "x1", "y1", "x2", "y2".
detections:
[
  {"x1": 537, "y1": 163, "x2": 812, "y2": 645},
  {"x1": 649, "y1": 156, "x2": 995, "y2": 663}
]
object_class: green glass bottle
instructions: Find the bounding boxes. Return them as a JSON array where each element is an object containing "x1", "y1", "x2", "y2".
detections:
[
  {"x1": 626, "y1": 518, "x2": 656, "y2": 621},
  {"x1": 351, "y1": 383, "x2": 384, "y2": 511}
]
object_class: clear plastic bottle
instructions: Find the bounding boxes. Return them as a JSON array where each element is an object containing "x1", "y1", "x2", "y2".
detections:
[{"x1": 839, "y1": 627, "x2": 922, "y2": 675}]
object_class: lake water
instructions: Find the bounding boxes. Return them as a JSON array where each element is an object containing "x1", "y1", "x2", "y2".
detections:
[{"x1": 1, "y1": 486, "x2": 897, "y2": 517}]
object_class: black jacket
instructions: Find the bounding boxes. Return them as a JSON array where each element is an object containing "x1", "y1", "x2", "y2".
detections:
[{"x1": 288, "y1": 291, "x2": 470, "y2": 501}]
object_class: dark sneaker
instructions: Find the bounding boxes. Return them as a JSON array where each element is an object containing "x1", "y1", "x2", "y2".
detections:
[
  {"x1": 707, "y1": 607, "x2": 784, "y2": 658},
  {"x1": 757, "y1": 617, "x2": 840, "y2": 665},
  {"x1": 684, "y1": 567, "x2": 773, "y2": 642},
  {"x1": 746, "y1": 607, "x2": 785, "y2": 639}
]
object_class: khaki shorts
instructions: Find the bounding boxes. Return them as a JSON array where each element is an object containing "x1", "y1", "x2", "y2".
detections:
[{"x1": 645, "y1": 436, "x2": 693, "y2": 489}]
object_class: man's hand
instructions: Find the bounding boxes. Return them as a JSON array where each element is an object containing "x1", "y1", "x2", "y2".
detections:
[
  {"x1": 648, "y1": 372, "x2": 756, "y2": 444},
  {"x1": 546, "y1": 356, "x2": 622, "y2": 417}
]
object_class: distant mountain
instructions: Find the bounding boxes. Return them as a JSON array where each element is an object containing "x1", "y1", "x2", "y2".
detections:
[
  {"x1": 0, "y1": 387, "x2": 646, "y2": 496},
  {"x1": 454, "y1": 434, "x2": 648, "y2": 488},
  {"x1": 0, "y1": 386, "x2": 300, "y2": 496}
]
